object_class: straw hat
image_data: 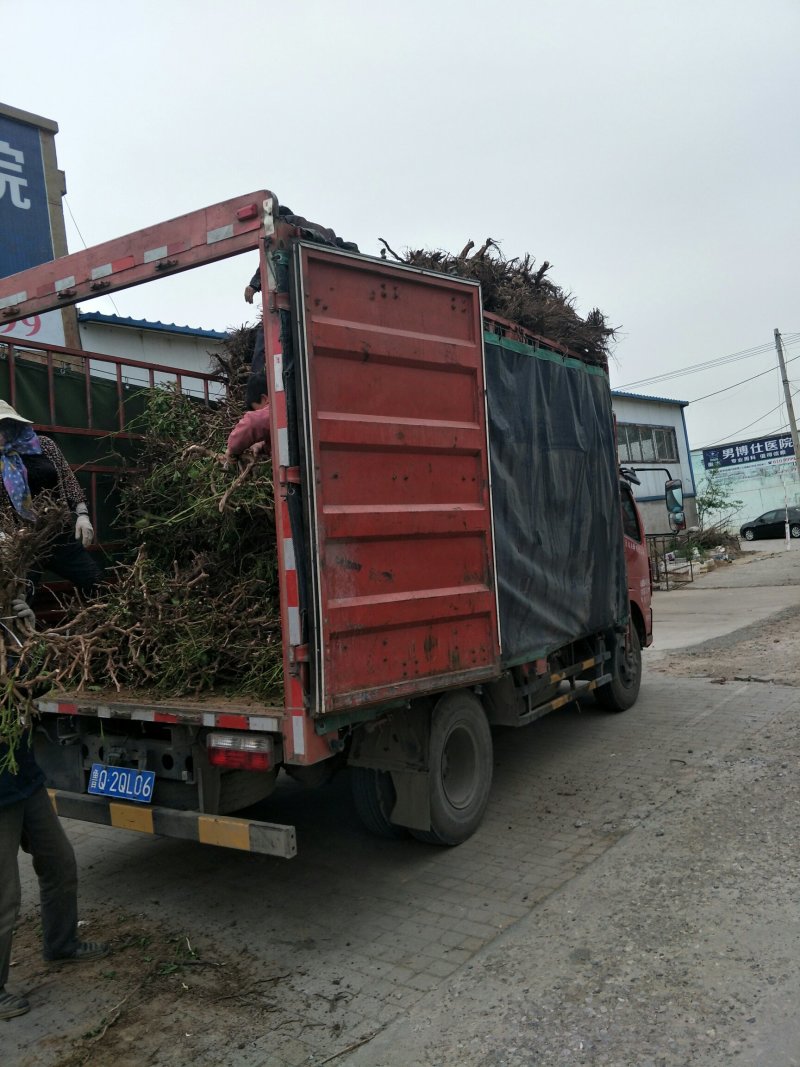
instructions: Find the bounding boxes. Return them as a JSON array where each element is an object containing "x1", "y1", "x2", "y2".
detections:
[{"x1": 0, "y1": 400, "x2": 32, "y2": 424}]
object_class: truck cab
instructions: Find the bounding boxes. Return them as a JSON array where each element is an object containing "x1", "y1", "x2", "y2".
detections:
[{"x1": 620, "y1": 477, "x2": 653, "y2": 650}]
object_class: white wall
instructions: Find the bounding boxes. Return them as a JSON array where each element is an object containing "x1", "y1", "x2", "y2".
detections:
[
  {"x1": 79, "y1": 320, "x2": 227, "y2": 399},
  {"x1": 611, "y1": 394, "x2": 696, "y2": 535},
  {"x1": 692, "y1": 452, "x2": 800, "y2": 529}
]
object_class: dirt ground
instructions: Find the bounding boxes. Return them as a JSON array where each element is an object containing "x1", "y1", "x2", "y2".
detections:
[
  {"x1": 12, "y1": 910, "x2": 290, "y2": 1067},
  {"x1": 650, "y1": 604, "x2": 800, "y2": 687}
]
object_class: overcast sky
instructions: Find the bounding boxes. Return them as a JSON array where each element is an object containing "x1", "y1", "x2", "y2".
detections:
[{"x1": 4, "y1": 0, "x2": 799, "y2": 449}]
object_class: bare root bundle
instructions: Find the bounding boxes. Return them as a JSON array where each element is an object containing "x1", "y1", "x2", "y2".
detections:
[
  {"x1": 380, "y1": 237, "x2": 617, "y2": 363},
  {"x1": 1, "y1": 331, "x2": 282, "y2": 770},
  {"x1": 0, "y1": 496, "x2": 73, "y2": 771},
  {"x1": 70, "y1": 378, "x2": 282, "y2": 699}
]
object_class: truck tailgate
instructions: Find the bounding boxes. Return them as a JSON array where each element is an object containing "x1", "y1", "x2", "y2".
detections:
[{"x1": 292, "y1": 246, "x2": 501, "y2": 714}]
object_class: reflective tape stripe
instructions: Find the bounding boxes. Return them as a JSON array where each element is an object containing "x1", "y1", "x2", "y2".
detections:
[
  {"x1": 0, "y1": 290, "x2": 27, "y2": 308},
  {"x1": 283, "y1": 537, "x2": 296, "y2": 571},
  {"x1": 46, "y1": 789, "x2": 296, "y2": 857},
  {"x1": 288, "y1": 606, "x2": 301, "y2": 646},
  {"x1": 40, "y1": 702, "x2": 282, "y2": 732},
  {"x1": 198, "y1": 815, "x2": 250, "y2": 850},
  {"x1": 110, "y1": 802, "x2": 154, "y2": 833},
  {"x1": 216, "y1": 714, "x2": 249, "y2": 730},
  {"x1": 273, "y1": 351, "x2": 284, "y2": 393},
  {"x1": 55, "y1": 276, "x2": 76, "y2": 291},
  {"x1": 292, "y1": 714, "x2": 305, "y2": 755},
  {"x1": 249, "y1": 716, "x2": 280, "y2": 731},
  {"x1": 207, "y1": 224, "x2": 234, "y2": 244},
  {"x1": 278, "y1": 427, "x2": 289, "y2": 466},
  {"x1": 91, "y1": 264, "x2": 113, "y2": 279},
  {"x1": 143, "y1": 246, "x2": 167, "y2": 263}
]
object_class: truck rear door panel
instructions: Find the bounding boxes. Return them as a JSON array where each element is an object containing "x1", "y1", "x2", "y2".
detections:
[{"x1": 292, "y1": 246, "x2": 500, "y2": 714}]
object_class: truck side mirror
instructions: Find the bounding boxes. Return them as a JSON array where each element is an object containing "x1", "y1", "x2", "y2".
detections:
[
  {"x1": 668, "y1": 510, "x2": 687, "y2": 531},
  {"x1": 665, "y1": 478, "x2": 684, "y2": 515}
]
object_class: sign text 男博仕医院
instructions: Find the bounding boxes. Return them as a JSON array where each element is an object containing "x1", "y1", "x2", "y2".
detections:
[{"x1": 702, "y1": 435, "x2": 796, "y2": 470}]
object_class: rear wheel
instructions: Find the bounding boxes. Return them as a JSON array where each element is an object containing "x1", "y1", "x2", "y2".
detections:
[
  {"x1": 595, "y1": 625, "x2": 642, "y2": 712},
  {"x1": 350, "y1": 767, "x2": 408, "y2": 839},
  {"x1": 743, "y1": 528, "x2": 755, "y2": 541},
  {"x1": 411, "y1": 690, "x2": 493, "y2": 846},
  {"x1": 791, "y1": 524, "x2": 800, "y2": 539}
]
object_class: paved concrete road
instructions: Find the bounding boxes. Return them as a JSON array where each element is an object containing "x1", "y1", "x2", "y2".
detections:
[
  {"x1": 8, "y1": 552, "x2": 800, "y2": 1066},
  {"x1": 650, "y1": 547, "x2": 800, "y2": 653}
]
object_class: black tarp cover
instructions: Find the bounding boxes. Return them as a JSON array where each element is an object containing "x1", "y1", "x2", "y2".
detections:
[{"x1": 485, "y1": 335, "x2": 628, "y2": 665}]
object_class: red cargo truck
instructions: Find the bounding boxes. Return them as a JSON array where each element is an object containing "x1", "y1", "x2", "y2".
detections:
[{"x1": 0, "y1": 192, "x2": 657, "y2": 857}]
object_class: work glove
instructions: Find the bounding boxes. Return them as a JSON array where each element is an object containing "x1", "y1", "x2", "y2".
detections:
[
  {"x1": 12, "y1": 598, "x2": 35, "y2": 632},
  {"x1": 75, "y1": 504, "x2": 94, "y2": 547}
]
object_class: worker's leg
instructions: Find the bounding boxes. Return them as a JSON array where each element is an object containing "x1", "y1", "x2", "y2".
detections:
[
  {"x1": 0, "y1": 800, "x2": 25, "y2": 990},
  {"x1": 20, "y1": 787, "x2": 79, "y2": 961},
  {"x1": 251, "y1": 318, "x2": 266, "y2": 375},
  {"x1": 41, "y1": 536, "x2": 102, "y2": 596}
]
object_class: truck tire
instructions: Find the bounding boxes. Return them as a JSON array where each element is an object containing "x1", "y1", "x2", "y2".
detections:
[
  {"x1": 350, "y1": 768, "x2": 408, "y2": 839},
  {"x1": 411, "y1": 690, "x2": 493, "y2": 846},
  {"x1": 595, "y1": 625, "x2": 641, "y2": 712}
]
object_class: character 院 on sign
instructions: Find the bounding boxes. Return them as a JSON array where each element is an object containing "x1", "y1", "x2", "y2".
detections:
[{"x1": 0, "y1": 140, "x2": 31, "y2": 210}]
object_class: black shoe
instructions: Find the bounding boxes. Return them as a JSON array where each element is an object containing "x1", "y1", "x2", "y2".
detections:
[
  {"x1": 0, "y1": 989, "x2": 30, "y2": 1020},
  {"x1": 49, "y1": 940, "x2": 110, "y2": 964}
]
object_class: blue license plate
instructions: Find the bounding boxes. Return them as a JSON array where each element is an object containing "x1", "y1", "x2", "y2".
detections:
[{"x1": 88, "y1": 763, "x2": 155, "y2": 804}]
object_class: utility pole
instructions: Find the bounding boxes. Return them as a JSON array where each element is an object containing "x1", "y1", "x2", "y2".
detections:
[{"x1": 774, "y1": 328, "x2": 800, "y2": 477}]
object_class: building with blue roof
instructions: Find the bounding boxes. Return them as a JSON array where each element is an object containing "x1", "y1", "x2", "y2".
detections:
[{"x1": 610, "y1": 390, "x2": 696, "y2": 532}]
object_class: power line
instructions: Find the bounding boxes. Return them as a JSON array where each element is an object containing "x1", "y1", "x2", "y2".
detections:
[
  {"x1": 619, "y1": 343, "x2": 774, "y2": 390},
  {"x1": 691, "y1": 349, "x2": 800, "y2": 403},
  {"x1": 63, "y1": 197, "x2": 122, "y2": 317},
  {"x1": 696, "y1": 388, "x2": 800, "y2": 448},
  {"x1": 617, "y1": 334, "x2": 800, "y2": 391}
]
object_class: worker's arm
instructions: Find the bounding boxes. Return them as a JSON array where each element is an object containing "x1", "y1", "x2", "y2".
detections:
[{"x1": 225, "y1": 406, "x2": 271, "y2": 460}]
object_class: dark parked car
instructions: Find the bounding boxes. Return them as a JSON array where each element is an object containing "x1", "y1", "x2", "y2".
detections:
[{"x1": 740, "y1": 507, "x2": 800, "y2": 541}]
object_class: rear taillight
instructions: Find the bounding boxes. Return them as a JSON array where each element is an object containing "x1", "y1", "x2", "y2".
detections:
[{"x1": 206, "y1": 733, "x2": 273, "y2": 772}]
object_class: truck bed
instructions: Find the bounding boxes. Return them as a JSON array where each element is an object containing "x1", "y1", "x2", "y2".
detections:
[{"x1": 38, "y1": 690, "x2": 284, "y2": 731}]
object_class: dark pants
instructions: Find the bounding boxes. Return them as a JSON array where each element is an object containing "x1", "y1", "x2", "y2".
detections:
[
  {"x1": 0, "y1": 787, "x2": 78, "y2": 987},
  {"x1": 30, "y1": 534, "x2": 102, "y2": 597},
  {"x1": 251, "y1": 320, "x2": 265, "y2": 375}
]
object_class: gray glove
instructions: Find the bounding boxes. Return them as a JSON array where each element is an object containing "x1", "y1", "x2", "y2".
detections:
[
  {"x1": 12, "y1": 598, "x2": 35, "y2": 631},
  {"x1": 75, "y1": 503, "x2": 94, "y2": 547}
]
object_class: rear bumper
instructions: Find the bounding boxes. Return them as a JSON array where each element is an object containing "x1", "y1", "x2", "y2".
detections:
[{"x1": 47, "y1": 788, "x2": 297, "y2": 858}]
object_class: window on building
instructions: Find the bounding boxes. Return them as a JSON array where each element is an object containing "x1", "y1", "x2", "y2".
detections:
[{"x1": 618, "y1": 423, "x2": 679, "y2": 465}]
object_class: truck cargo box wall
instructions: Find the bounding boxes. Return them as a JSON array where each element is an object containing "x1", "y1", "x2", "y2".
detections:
[{"x1": 485, "y1": 336, "x2": 627, "y2": 663}]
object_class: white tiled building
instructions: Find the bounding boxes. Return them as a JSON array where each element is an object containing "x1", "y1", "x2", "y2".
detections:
[{"x1": 611, "y1": 391, "x2": 696, "y2": 534}]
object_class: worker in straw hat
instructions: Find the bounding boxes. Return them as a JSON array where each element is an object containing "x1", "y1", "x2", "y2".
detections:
[{"x1": 0, "y1": 400, "x2": 101, "y2": 596}]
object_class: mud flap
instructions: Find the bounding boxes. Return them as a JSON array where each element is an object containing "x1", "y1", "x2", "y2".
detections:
[{"x1": 389, "y1": 769, "x2": 431, "y2": 832}]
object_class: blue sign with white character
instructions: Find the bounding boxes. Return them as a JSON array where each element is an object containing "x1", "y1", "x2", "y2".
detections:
[
  {"x1": 0, "y1": 114, "x2": 54, "y2": 276},
  {"x1": 703, "y1": 435, "x2": 795, "y2": 470}
]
